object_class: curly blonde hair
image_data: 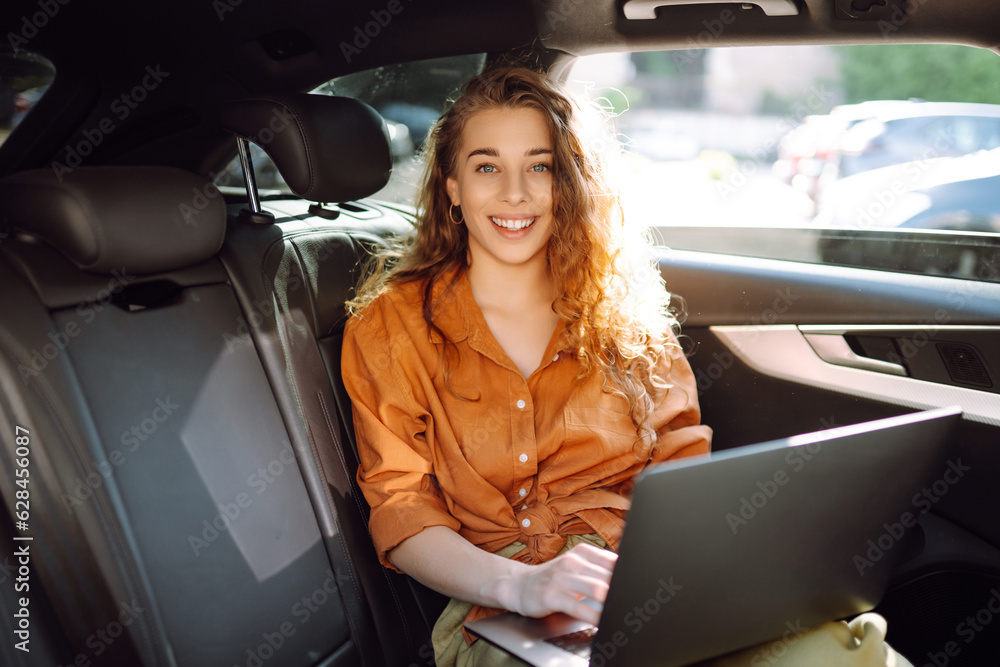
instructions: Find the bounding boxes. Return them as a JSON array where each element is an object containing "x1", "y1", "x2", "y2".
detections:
[{"x1": 348, "y1": 66, "x2": 680, "y2": 455}]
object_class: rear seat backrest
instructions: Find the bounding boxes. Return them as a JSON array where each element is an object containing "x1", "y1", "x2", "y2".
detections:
[
  {"x1": 220, "y1": 93, "x2": 444, "y2": 665},
  {"x1": 0, "y1": 167, "x2": 384, "y2": 666},
  {"x1": 221, "y1": 218, "x2": 440, "y2": 666}
]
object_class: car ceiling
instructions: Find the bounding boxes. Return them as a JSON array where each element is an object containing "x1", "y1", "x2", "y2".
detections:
[{"x1": 1, "y1": 0, "x2": 999, "y2": 177}]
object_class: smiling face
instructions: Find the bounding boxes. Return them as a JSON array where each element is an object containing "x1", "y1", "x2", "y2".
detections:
[{"x1": 445, "y1": 107, "x2": 555, "y2": 272}]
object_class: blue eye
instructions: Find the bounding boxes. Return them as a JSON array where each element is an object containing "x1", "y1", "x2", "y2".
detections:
[
  {"x1": 476, "y1": 164, "x2": 497, "y2": 173},
  {"x1": 531, "y1": 163, "x2": 551, "y2": 172}
]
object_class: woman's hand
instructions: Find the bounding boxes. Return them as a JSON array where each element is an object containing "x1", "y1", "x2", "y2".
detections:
[
  {"x1": 389, "y1": 527, "x2": 617, "y2": 625},
  {"x1": 496, "y1": 543, "x2": 617, "y2": 625}
]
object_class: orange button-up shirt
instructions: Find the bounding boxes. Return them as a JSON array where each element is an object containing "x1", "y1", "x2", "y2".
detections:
[{"x1": 342, "y1": 268, "x2": 712, "y2": 576}]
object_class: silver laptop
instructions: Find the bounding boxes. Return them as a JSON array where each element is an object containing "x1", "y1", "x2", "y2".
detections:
[{"x1": 466, "y1": 406, "x2": 962, "y2": 666}]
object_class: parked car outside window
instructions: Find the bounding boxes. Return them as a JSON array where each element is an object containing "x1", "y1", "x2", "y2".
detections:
[
  {"x1": 0, "y1": 50, "x2": 54, "y2": 148},
  {"x1": 565, "y1": 45, "x2": 1000, "y2": 282}
]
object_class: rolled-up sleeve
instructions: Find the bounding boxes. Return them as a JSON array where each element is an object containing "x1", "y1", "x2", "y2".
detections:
[
  {"x1": 341, "y1": 302, "x2": 461, "y2": 572},
  {"x1": 650, "y1": 335, "x2": 713, "y2": 464}
]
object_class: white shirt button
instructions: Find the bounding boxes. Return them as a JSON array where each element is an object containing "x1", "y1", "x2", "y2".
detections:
[
  {"x1": 553, "y1": 353, "x2": 559, "y2": 362},
  {"x1": 519, "y1": 488, "x2": 527, "y2": 497},
  {"x1": 521, "y1": 518, "x2": 531, "y2": 528},
  {"x1": 519, "y1": 453, "x2": 528, "y2": 463},
  {"x1": 516, "y1": 399, "x2": 526, "y2": 409}
]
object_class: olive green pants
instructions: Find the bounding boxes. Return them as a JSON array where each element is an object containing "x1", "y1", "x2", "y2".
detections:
[{"x1": 431, "y1": 535, "x2": 914, "y2": 667}]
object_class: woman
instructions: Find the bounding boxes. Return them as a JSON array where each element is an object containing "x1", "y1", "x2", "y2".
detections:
[{"x1": 341, "y1": 67, "x2": 908, "y2": 666}]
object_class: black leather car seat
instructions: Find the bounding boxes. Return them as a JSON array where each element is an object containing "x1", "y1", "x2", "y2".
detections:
[
  {"x1": 0, "y1": 165, "x2": 394, "y2": 666},
  {"x1": 219, "y1": 93, "x2": 446, "y2": 667}
]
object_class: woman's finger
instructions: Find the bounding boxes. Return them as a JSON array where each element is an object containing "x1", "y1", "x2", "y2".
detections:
[{"x1": 568, "y1": 543, "x2": 619, "y2": 568}]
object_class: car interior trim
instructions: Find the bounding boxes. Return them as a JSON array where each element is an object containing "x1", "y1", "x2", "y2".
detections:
[
  {"x1": 659, "y1": 249, "x2": 1000, "y2": 328},
  {"x1": 711, "y1": 325, "x2": 1000, "y2": 426},
  {"x1": 803, "y1": 333, "x2": 908, "y2": 377},
  {"x1": 3, "y1": 1, "x2": 1000, "y2": 662},
  {"x1": 623, "y1": 0, "x2": 800, "y2": 20}
]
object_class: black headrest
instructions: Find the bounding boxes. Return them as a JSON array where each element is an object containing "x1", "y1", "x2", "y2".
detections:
[
  {"x1": 220, "y1": 93, "x2": 392, "y2": 203},
  {"x1": 0, "y1": 166, "x2": 226, "y2": 275}
]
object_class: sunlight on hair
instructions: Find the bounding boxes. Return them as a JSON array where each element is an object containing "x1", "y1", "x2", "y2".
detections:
[{"x1": 347, "y1": 66, "x2": 686, "y2": 456}]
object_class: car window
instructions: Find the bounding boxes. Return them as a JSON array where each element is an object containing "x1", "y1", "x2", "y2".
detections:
[
  {"x1": 216, "y1": 53, "x2": 486, "y2": 205},
  {"x1": 567, "y1": 44, "x2": 1000, "y2": 283},
  {"x1": 0, "y1": 50, "x2": 56, "y2": 149}
]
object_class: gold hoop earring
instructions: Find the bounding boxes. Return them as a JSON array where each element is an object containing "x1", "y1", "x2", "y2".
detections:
[{"x1": 449, "y1": 204, "x2": 464, "y2": 224}]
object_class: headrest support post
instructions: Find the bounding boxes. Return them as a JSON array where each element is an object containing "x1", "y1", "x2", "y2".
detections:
[
  {"x1": 236, "y1": 137, "x2": 262, "y2": 213},
  {"x1": 307, "y1": 202, "x2": 340, "y2": 220},
  {"x1": 235, "y1": 138, "x2": 275, "y2": 225}
]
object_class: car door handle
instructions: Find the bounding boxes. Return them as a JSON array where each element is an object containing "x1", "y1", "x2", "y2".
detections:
[
  {"x1": 803, "y1": 333, "x2": 908, "y2": 376},
  {"x1": 623, "y1": 0, "x2": 799, "y2": 19}
]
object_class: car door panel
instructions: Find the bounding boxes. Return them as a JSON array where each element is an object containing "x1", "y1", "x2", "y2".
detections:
[
  {"x1": 712, "y1": 326, "x2": 1000, "y2": 425},
  {"x1": 663, "y1": 248, "x2": 1000, "y2": 664}
]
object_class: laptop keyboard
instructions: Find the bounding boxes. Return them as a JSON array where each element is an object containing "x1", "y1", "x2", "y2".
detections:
[{"x1": 544, "y1": 626, "x2": 598, "y2": 658}]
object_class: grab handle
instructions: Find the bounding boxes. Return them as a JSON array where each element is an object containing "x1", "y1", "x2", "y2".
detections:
[
  {"x1": 803, "y1": 334, "x2": 908, "y2": 377},
  {"x1": 623, "y1": 0, "x2": 799, "y2": 19}
]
